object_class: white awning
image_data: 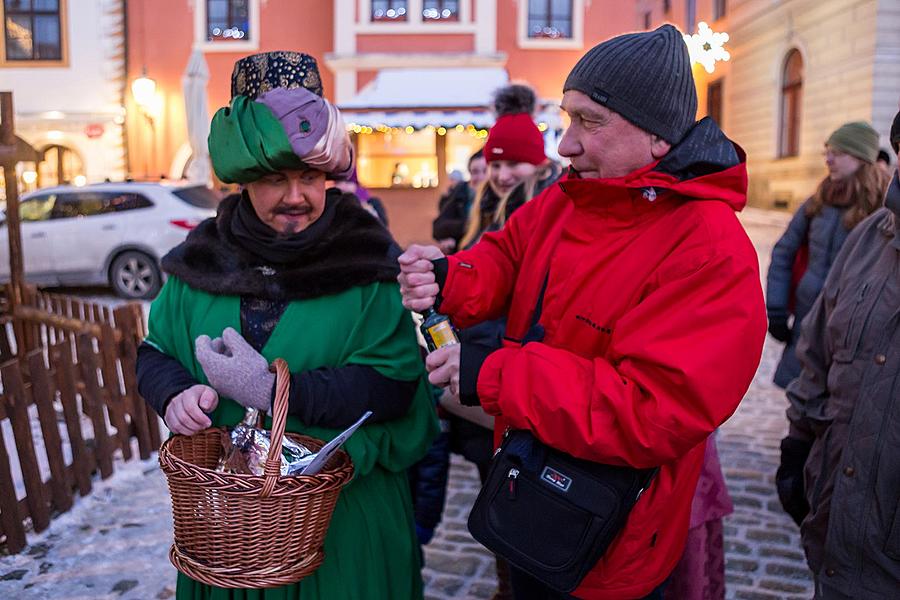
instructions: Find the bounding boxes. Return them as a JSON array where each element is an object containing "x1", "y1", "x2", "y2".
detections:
[
  {"x1": 344, "y1": 109, "x2": 495, "y2": 129},
  {"x1": 340, "y1": 67, "x2": 510, "y2": 110},
  {"x1": 339, "y1": 66, "x2": 564, "y2": 139}
]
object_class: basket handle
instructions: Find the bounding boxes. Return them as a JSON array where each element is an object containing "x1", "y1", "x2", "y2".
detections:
[{"x1": 261, "y1": 358, "x2": 291, "y2": 498}]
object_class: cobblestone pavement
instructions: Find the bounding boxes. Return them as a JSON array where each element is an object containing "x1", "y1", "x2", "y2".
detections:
[{"x1": 0, "y1": 210, "x2": 814, "y2": 599}]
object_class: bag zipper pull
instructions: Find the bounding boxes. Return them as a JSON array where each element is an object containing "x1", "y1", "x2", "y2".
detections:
[{"x1": 507, "y1": 468, "x2": 519, "y2": 500}]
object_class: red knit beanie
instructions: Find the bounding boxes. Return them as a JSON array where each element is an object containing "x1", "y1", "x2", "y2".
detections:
[{"x1": 484, "y1": 113, "x2": 546, "y2": 165}]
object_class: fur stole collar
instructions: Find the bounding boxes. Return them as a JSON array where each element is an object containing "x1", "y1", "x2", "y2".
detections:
[{"x1": 161, "y1": 190, "x2": 400, "y2": 300}]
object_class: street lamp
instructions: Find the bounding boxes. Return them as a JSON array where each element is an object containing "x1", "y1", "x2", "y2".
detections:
[
  {"x1": 131, "y1": 69, "x2": 159, "y2": 178},
  {"x1": 131, "y1": 72, "x2": 157, "y2": 113}
]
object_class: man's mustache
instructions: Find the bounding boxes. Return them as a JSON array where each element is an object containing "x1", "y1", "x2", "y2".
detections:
[{"x1": 273, "y1": 204, "x2": 312, "y2": 215}]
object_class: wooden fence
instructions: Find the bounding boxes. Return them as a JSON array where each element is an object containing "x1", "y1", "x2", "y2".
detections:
[{"x1": 0, "y1": 287, "x2": 160, "y2": 554}]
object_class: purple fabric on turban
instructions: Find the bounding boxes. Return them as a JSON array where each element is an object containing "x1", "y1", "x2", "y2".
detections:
[{"x1": 256, "y1": 87, "x2": 328, "y2": 158}]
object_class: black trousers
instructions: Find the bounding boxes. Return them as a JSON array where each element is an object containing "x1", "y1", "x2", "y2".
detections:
[{"x1": 509, "y1": 567, "x2": 667, "y2": 600}]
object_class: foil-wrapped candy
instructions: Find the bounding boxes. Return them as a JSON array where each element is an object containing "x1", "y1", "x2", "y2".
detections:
[
  {"x1": 216, "y1": 408, "x2": 373, "y2": 476},
  {"x1": 216, "y1": 408, "x2": 316, "y2": 476}
]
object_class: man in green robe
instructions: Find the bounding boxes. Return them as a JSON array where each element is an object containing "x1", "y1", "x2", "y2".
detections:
[{"x1": 136, "y1": 51, "x2": 438, "y2": 600}]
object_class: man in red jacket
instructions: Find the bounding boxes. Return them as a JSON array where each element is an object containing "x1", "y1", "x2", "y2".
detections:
[{"x1": 399, "y1": 24, "x2": 766, "y2": 600}]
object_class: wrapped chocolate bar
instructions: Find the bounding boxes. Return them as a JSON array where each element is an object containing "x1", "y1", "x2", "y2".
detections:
[{"x1": 217, "y1": 408, "x2": 316, "y2": 476}]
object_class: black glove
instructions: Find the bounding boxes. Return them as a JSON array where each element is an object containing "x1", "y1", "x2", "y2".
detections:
[
  {"x1": 458, "y1": 343, "x2": 494, "y2": 407},
  {"x1": 775, "y1": 437, "x2": 812, "y2": 526},
  {"x1": 457, "y1": 324, "x2": 545, "y2": 407},
  {"x1": 768, "y1": 316, "x2": 791, "y2": 343}
]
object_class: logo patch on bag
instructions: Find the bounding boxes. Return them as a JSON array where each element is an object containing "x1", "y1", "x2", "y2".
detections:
[{"x1": 541, "y1": 466, "x2": 572, "y2": 492}]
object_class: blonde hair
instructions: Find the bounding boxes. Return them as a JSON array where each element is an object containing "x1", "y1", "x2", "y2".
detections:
[
  {"x1": 807, "y1": 162, "x2": 889, "y2": 230},
  {"x1": 459, "y1": 176, "x2": 538, "y2": 249}
]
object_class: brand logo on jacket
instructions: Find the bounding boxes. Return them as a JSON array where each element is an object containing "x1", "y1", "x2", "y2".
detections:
[
  {"x1": 575, "y1": 315, "x2": 612, "y2": 334},
  {"x1": 643, "y1": 187, "x2": 657, "y2": 202},
  {"x1": 541, "y1": 466, "x2": 572, "y2": 492}
]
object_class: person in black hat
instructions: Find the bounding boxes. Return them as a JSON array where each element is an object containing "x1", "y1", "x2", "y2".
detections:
[{"x1": 398, "y1": 24, "x2": 766, "y2": 599}]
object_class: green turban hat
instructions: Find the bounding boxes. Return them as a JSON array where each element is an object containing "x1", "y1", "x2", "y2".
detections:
[{"x1": 208, "y1": 51, "x2": 352, "y2": 184}]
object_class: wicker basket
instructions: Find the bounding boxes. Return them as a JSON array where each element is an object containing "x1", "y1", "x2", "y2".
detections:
[{"x1": 159, "y1": 359, "x2": 354, "y2": 588}]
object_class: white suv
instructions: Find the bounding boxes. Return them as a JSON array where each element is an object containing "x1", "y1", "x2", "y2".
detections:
[{"x1": 0, "y1": 181, "x2": 219, "y2": 299}]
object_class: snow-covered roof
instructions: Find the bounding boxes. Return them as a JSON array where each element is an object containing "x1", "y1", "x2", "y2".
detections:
[
  {"x1": 343, "y1": 106, "x2": 564, "y2": 131},
  {"x1": 344, "y1": 109, "x2": 495, "y2": 129},
  {"x1": 340, "y1": 67, "x2": 510, "y2": 110},
  {"x1": 339, "y1": 66, "x2": 565, "y2": 133}
]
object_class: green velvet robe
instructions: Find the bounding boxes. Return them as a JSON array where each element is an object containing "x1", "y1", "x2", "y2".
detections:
[{"x1": 146, "y1": 276, "x2": 438, "y2": 600}]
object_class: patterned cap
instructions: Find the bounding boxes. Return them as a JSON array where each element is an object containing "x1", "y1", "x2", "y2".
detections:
[{"x1": 230, "y1": 51, "x2": 323, "y2": 100}]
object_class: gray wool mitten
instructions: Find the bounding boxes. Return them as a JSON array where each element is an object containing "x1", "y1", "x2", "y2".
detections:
[{"x1": 195, "y1": 327, "x2": 275, "y2": 412}]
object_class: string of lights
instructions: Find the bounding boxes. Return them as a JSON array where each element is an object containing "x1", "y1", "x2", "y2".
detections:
[{"x1": 345, "y1": 122, "x2": 551, "y2": 138}]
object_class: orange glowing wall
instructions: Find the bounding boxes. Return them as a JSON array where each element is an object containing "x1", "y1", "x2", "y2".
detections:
[
  {"x1": 498, "y1": 1, "x2": 644, "y2": 100},
  {"x1": 126, "y1": 0, "x2": 334, "y2": 179}
]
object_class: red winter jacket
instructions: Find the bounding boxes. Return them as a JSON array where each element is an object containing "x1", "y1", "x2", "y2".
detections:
[{"x1": 439, "y1": 121, "x2": 766, "y2": 599}]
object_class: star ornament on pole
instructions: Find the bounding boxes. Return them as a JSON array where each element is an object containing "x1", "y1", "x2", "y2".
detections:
[{"x1": 684, "y1": 22, "x2": 731, "y2": 74}]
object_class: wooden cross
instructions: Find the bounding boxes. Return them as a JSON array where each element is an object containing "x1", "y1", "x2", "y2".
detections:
[{"x1": 0, "y1": 91, "x2": 25, "y2": 307}]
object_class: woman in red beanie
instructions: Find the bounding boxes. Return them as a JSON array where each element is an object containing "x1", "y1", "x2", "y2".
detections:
[
  {"x1": 459, "y1": 84, "x2": 560, "y2": 249},
  {"x1": 442, "y1": 83, "x2": 560, "y2": 600}
]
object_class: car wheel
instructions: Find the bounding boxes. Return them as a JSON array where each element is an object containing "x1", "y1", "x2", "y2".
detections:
[{"x1": 109, "y1": 251, "x2": 162, "y2": 300}]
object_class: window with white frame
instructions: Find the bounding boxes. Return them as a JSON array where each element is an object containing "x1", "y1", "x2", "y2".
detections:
[
  {"x1": 527, "y1": 0, "x2": 572, "y2": 39},
  {"x1": 372, "y1": 0, "x2": 408, "y2": 21},
  {"x1": 206, "y1": 0, "x2": 250, "y2": 42},
  {"x1": 358, "y1": 0, "x2": 475, "y2": 32},
  {"x1": 194, "y1": 0, "x2": 258, "y2": 51},
  {"x1": 517, "y1": 0, "x2": 582, "y2": 49},
  {"x1": 423, "y1": 0, "x2": 458, "y2": 21}
]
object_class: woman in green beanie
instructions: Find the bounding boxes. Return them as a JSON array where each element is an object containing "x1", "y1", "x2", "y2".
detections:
[
  {"x1": 135, "y1": 51, "x2": 437, "y2": 600},
  {"x1": 767, "y1": 121, "x2": 889, "y2": 391}
]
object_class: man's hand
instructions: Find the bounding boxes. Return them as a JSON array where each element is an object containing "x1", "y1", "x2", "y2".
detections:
[
  {"x1": 436, "y1": 238, "x2": 456, "y2": 254},
  {"x1": 425, "y1": 344, "x2": 460, "y2": 396},
  {"x1": 165, "y1": 384, "x2": 219, "y2": 435},
  {"x1": 397, "y1": 244, "x2": 445, "y2": 311}
]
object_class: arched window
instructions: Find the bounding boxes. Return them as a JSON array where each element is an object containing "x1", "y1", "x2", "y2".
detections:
[
  {"x1": 38, "y1": 144, "x2": 84, "y2": 187},
  {"x1": 779, "y1": 49, "x2": 803, "y2": 158}
]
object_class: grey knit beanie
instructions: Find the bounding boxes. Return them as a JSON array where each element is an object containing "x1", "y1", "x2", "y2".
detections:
[{"x1": 563, "y1": 24, "x2": 697, "y2": 144}]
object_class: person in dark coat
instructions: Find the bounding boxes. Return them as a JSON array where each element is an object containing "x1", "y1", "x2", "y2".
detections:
[
  {"x1": 432, "y1": 149, "x2": 487, "y2": 254},
  {"x1": 766, "y1": 121, "x2": 888, "y2": 388},
  {"x1": 333, "y1": 166, "x2": 389, "y2": 226},
  {"x1": 407, "y1": 383, "x2": 450, "y2": 547},
  {"x1": 776, "y1": 109, "x2": 900, "y2": 600}
]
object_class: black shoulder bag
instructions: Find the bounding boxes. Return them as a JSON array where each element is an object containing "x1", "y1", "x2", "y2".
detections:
[{"x1": 466, "y1": 276, "x2": 658, "y2": 593}]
